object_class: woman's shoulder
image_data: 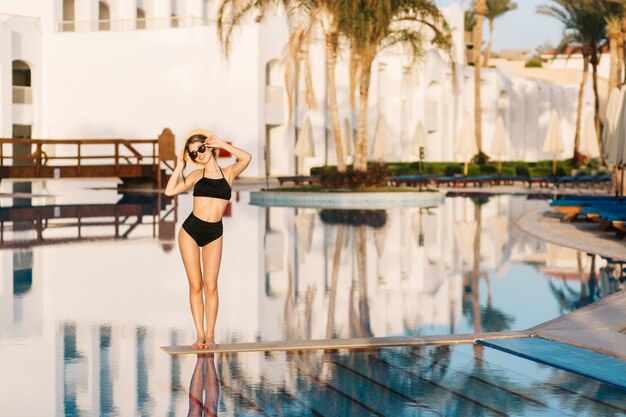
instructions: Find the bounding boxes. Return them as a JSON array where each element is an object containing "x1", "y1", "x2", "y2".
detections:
[{"x1": 187, "y1": 168, "x2": 204, "y2": 183}]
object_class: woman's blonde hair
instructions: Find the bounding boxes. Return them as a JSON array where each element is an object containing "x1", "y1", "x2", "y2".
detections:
[{"x1": 180, "y1": 130, "x2": 219, "y2": 185}]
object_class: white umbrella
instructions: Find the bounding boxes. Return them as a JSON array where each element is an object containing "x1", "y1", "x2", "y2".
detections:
[
  {"x1": 295, "y1": 117, "x2": 316, "y2": 158},
  {"x1": 489, "y1": 215, "x2": 509, "y2": 256},
  {"x1": 371, "y1": 116, "x2": 392, "y2": 160},
  {"x1": 580, "y1": 112, "x2": 600, "y2": 159},
  {"x1": 295, "y1": 212, "x2": 315, "y2": 254},
  {"x1": 489, "y1": 115, "x2": 509, "y2": 175},
  {"x1": 602, "y1": 87, "x2": 622, "y2": 163},
  {"x1": 411, "y1": 121, "x2": 426, "y2": 158},
  {"x1": 542, "y1": 110, "x2": 565, "y2": 176},
  {"x1": 615, "y1": 89, "x2": 626, "y2": 168},
  {"x1": 411, "y1": 210, "x2": 424, "y2": 247},
  {"x1": 374, "y1": 225, "x2": 389, "y2": 257},
  {"x1": 454, "y1": 220, "x2": 477, "y2": 265},
  {"x1": 342, "y1": 118, "x2": 355, "y2": 157},
  {"x1": 455, "y1": 112, "x2": 478, "y2": 176},
  {"x1": 264, "y1": 230, "x2": 284, "y2": 273}
]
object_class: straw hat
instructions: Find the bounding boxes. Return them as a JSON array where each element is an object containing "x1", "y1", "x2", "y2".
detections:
[{"x1": 184, "y1": 128, "x2": 215, "y2": 142}]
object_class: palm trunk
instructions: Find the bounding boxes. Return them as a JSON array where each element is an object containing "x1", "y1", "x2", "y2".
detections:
[
  {"x1": 474, "y1": 14, "x2": 485, "y2": 153},
  {"x1": 574, "y1": 56, "x2": 589, "y2": 158},
  {"x1": 354, "y1": 225, "x2": 372, "y2": 337},
  {"x1": 591, "y1": 49, "x2": 601, "y2": 144},
  {"x1": 482, "y1": 20, "x2": 494, "y2": 67},
  {"x1": 325, "y1": 32, "x2": 346, "y2": 173},
  {"x1": 472, "y1": 203, "x2": 482, "y2": 335},
  {"x1": 325, "y1": 225, "x2": 345, "y2": 339},
  {"x1": 354, "y1": 54, "x2": 374, "y2": 172}
]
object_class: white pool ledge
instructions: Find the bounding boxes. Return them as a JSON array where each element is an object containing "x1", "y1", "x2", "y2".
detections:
[{"x1": 249, "y1": 190, "x2": 444, "y2": 209}]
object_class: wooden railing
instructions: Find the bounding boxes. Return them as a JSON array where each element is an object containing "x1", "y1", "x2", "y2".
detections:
[
  {"x1": 0, "y1": 130, "x2": 177, "y2": 187},
  {"x1": 0, "y1": 138, "x2": 156, "y2": 167}
]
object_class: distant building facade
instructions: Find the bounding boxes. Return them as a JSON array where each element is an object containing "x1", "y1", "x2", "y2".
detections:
[{"x1": 0, "y1": 0, "x2": 594, "y2": 178}]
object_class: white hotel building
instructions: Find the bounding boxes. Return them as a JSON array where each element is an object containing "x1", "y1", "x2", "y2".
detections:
[{"x1": 0, "y1": 0, "x2": 595, "y2": 178}]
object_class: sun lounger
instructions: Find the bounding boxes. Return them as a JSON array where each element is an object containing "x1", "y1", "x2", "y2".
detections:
[
  {"x1": 388, "y1": 174, "x2": 434, "y2": 187},
  {"x1": 277, "y1": 175, "x2": 320, "y2": 186},
  {"x1": 525, "y1": 177, "x2": 557, "y2": 188},
  {"x1": 434, "y1": 175, "x2": 495, "y2": 188},
  {"x1": 550, "y1": 198, "x2": 623, "y2": 222}
]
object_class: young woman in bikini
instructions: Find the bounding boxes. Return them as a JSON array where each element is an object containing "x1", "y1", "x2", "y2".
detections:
[{"x1": 165, "y1": 129, "x2": 251, "y2": 349}]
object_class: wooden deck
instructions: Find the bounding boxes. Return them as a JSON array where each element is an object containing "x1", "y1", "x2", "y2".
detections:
[
  {"x1": 0, "y1": 129, "x2": 177, "y2": 187},
  {"x1": 0, "y1": 194, "x2": 177, "y2": 249}
]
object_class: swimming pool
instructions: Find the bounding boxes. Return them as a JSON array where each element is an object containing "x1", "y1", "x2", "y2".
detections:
[{"x1": 0, "y1": 180, "x2": 623, "y2": 416}]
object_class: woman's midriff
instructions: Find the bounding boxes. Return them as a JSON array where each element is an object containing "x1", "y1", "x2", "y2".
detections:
[{"x1": 192, "y1": 197, "x2": 229, "y2": 222}]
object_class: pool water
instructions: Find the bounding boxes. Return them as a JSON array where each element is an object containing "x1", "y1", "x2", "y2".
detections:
[{"x1": 0, "y1": 181, "x2": 624, "y2": 416}]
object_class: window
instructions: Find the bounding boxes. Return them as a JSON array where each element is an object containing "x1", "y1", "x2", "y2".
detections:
[
  {"x1": 137, "y1": 8, "x2": 146, "y2": 29},
  {"x1": 12, "y1": 61, "x2": 32, "y2": 105},
  {"x1": 62, "y1": 0, "x2": 75, "y2": 31},
  {"x1": 99, "y1": 1, "x2": 110, "y2": 31}
]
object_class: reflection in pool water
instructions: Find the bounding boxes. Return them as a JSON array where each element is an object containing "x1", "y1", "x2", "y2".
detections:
[{"x1": 0, "y1": 183, "x2": 623, "y2": 415}]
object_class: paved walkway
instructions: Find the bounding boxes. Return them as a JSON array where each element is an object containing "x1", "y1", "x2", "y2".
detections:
[{"x1": 517, "y1": 208, "x2": 626, "y2": 262}]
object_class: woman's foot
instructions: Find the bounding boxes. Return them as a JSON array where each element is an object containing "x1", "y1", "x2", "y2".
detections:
[
  {"x1": 204, "y1": 338, "x2": 219, "y2": 349},
  {"x1": 191, "y1": 335, "x2": 206, "y2": 350}
]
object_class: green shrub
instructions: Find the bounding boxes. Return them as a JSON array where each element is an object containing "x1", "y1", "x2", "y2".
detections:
[
  {"x1": 319, "y1": 162, "x2": 390, "y2": 189},
  {"x1": 479, "y1": 165, "x2": 497, "y2": 174},
  {"x1": 319, "y1": 209, "x2": 387, "y2": 228},
  {"x1": 501, "y1": 167, "x2": 516, "y2": 176},
  {"x1": 467, "y1": 166, "x2": 481, "y2": 177},
  {"x1": 525, "y1": 58, "x2": 543, "y2": 68},
  {"x1": 444, "y1": 164, "x2": 463, "y2": 176},
  {"x1": 515, "y1": 165, "x2": 530, "y2": 177}
]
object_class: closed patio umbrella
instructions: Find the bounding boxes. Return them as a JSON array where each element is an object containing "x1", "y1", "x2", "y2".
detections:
[
  {"x1": 265, "y1": 230, "x2": 285, "y2": 273},
  {"x1": 455, "y1": 112, "x2": 478, "y2": 176},
  {"x1": 371, "y1": 116, "x2": 392, "y2": 160},
  {"x1": 454, "y1": 220, "x2": 477, "y2": 265},
  {"x1": 489, "y1": 214, "x2": 508, "y2": 256},
  {"x1": 342, "y1": 118, "x2": 355, "y2": 157},
  {"x1": 295, "y1": 212, "x2": 315, "y2": 254},
  {"x1": 602, "y1": 87, "x2": 622, "y2": 164},
  {"x1": 412, "y1": 121, "x2": 426, "y2": 174},
  {"x1": 295, "y1": 117, "x2": 316, "y2": 158},
  {"x1": 580, "y1": 112, "x2": 600, "y2": 159},
  {"x1": 412, "y1": 121, "x2": 426, "y2": 157},
  {"x1": 542, "y1": 110, "x2": 565, "y2": 176},
  {"x1": 615, "y1": 89, "x2": 626, "y2": 168},
  {"x1": 489, "y1": 115, "x2": 509, "y2": 175}
]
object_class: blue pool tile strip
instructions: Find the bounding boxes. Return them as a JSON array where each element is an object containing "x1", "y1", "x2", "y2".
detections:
[{"x1": 477, "y1": 337, "x2": 626, "y2": 390}]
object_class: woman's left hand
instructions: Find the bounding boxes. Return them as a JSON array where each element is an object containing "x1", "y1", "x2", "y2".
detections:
[{"x1": 205, "y1": 135, "x2": 225, "y2": 149}]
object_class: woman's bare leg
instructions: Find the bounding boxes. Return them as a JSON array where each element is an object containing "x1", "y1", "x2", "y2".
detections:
[
  {"x1": 187, "y1": 354, "x2": 206, "y2": 417},
  {"x1": 179, "y1": 228, "x2": 205, "y2": 349},
  {"x1": 204, "y1": 354, "x2": 220, "y2": 417},
  {"x1": 202, "y1": 236, "x2": 223, "y2": 349}
]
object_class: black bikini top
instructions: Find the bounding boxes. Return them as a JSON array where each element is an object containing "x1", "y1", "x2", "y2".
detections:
[{"x1": 193, "y1": 167, "x2": 232, "y2": 200}]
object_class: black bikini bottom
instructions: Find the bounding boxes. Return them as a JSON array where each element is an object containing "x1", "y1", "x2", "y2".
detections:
[{"x1": 182, "y1": 213, "x2": 223, "y2": 247}]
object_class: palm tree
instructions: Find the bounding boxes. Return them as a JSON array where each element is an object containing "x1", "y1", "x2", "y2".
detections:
[
  {"x1": 538, "y1": 0, "x2": 606, "y2": 159},
  {"x1": 344, "y1": 0, "x2": 453, "y2": 172},
  {"x1": 607, "y1": 15, "x2": 623, "y2": 92},
  {"x1": 217, "y1": 0, "x2": 348, "y2": 172},
  {"x1": 473, "y1": 0, "x2": 487, "y2": 158},
  {"x1": 483, "y1": 0, "x2": 518, "y2": 67},
  {"x1": 600, "y1": 1, "x2": 625, "y2": 93},
  {"x1": 464, "y1": 10, "x2": 476, "y2": 65}
]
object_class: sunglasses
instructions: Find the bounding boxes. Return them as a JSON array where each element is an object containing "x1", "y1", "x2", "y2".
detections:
[{"x1": 188, "y1": 144, "x2": 207, "y2": 160}]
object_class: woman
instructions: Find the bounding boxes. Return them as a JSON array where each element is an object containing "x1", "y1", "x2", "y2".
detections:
[{"x1": 165, "y1": 129, "x2": 251, "y2": 349}]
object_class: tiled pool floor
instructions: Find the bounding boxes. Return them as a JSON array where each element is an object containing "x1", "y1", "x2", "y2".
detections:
[{"x1": 174, "y1": 345, "x2": 626, "y2": 417}]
